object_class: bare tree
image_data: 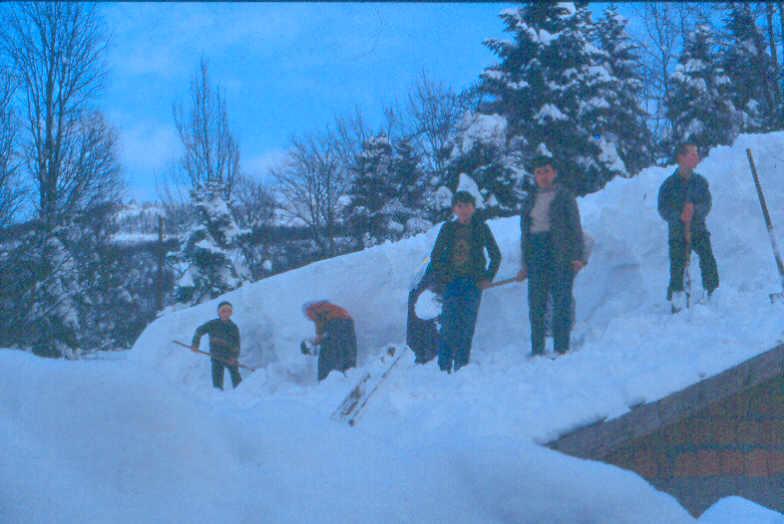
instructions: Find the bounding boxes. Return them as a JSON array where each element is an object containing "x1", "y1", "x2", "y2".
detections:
[
  {"x1": 272, "y1": 132, "x2": 346, "y2": 257},
  {"x1": 329, "y1": 107, "x2": 373, "y2": 173},
  {"x1": 0, "y1": 66, "x2": 22, "y2": 226},
  {"x1": 405, "y1": 70, "x2": 473, "y2": 178},
  {"x1": 0, "y1": 3, "x2": 120, "y2": 357},
  {"x1": 232, "y1": 173, "x2": 277, "y2": 231},
  {"x1": 173, "y1": 57, "x2": 239, "y2": 200},
  {"x1": 0, "y1": 3, "x2": 118, "y2": 230},
  {"x1": 632, "y1": 3, "x2": 682, "y2": 145}
]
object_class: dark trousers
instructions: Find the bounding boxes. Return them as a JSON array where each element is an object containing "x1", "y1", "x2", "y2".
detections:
[
  {"x1": 318, "y1": 318, "x2": 358, "y2": 381},
  {"x1": 211, "y1": 357, "x2": 241, "y2": 390},
  {"x1": 527, "y1": 233, "x2": 575, "y2": 355},
  {"x1": 438, "y1": 277, "x2": 482, "y2": 373},
  {"x1": 667, "y1": 230, "x2": 719, "y2": 299}
]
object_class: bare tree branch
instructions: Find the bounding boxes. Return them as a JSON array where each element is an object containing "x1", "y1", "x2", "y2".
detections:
[
  {"x1": 0, "y1": 2, "x2": 116, "y2": 229},
  {"x1": 173, "y1": 56, "x2": 239, "y2": 200}
]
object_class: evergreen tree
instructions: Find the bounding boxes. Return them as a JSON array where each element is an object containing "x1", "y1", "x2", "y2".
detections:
[
  {"x1": 390, "y1": 138, "x2": 431, "y2": 236},
  {"x1": 666, "y1": 23, "x2": 738, "y2": 153},
  {"x1": 595, "y1": 5, "x2": 654, "y2": 176},
  {"x1": 29, "y1": 228, "x2": 81, "y2": 358},
  {"x1": 446, "y1": 112, "x2": 522, "y2": 218},
  {"x1": 72, "y1": 203, "x2": 155, "y2": 351},
  {"x1": 175, "y1": 180, "x2": 250, "y2": 305},
  {"x1": 344, "y1": 134, "x2": 398, "y2": 247},
  {"x1": 482, "y1": 1, "x2": 623, "y2": 196},
  {"x1": 721, "y1": 3, "x2": 779, "y2": 132}
]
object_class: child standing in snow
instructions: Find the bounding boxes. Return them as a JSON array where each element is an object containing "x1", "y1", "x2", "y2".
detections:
[
  {"x1": 191, "y1": 301, "x2": 242, "y2": 390},
  {"x1": 429, "y1": 191, "x2": 502, "y2": 373},
  {"x1": 517, "y1": 155, "x2": 586, "y2": 357},
  {"x1": 657, "y1": 143, "x2": 719, "y2": 312},
  {"x1": 302, "y1": 300, "x2": 358, "y2": 381}
]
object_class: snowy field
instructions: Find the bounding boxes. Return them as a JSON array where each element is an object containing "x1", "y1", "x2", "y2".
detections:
[{"x1": 5, "y1": 133, "x2": 784, "y2": 522}]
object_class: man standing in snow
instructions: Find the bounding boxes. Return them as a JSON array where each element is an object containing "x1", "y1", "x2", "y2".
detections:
[
  {"x1": 517, "y1": 155, "x2": 586, "y2": 357},
  {"x1": 430, "y1": 190, "x2": 502, "y2": 373},
  {"x1": 191, "y1": 301, "x2": 242, "y2": 390},
  {"x1": 657, "y1": 143, "x2": 719, "y2": 312},
  {"x1": 302, "y1": 300, "x2": 357, "y2": 381}
]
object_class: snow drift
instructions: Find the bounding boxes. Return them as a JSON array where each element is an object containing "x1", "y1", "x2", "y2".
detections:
[
  {"x1": 4, "y1": 132, "x2": 784, "y2": 522},
  {"x1": 133, "y1": 131, "x2": 784, "y2": 443}
]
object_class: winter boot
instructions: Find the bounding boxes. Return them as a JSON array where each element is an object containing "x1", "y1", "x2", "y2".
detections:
[{"x1": 670, "y1": 291, "x2": 687, "y2": 314}]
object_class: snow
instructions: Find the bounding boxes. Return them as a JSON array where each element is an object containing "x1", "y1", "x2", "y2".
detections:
[
  {"x1": 415, "y1": 289, "x2": 441, "y2": 320},
  {"x1": 456, "y1": 173, "x2": 485, "y2": 208},
  {"x1": 453, "y1": 112, "x2": 508, "y2": 157},
  {"x1": 699, "y1": 497, "x2": 784, "y2": 523},
  {"x1": 6, "y1": 132, "x2": 784, "y2": 521},
  {"x1": 0, "y1": 349, "x2": 693, "y2": 524},
  {"x1": 535, "y1": 103, "x2": 569, "y2": 122}
]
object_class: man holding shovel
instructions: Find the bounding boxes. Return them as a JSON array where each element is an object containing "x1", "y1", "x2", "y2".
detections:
[
  {"x1": 517, "y1": 155, "x2": 586, "y2": 357},
  {"x1": 191, "y1": 301, "x2": 242, "y2": 390},
  {"x1": 657, "y1": 143, "x2": 719, "y2": 312},
  {"x1": 429, "y1": 190, "x2": 502, "y2": 373}
]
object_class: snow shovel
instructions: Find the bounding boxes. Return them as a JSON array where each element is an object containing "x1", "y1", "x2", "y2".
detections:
[
  {"x1": 746, "y1": 148, "x2": 784, "y2": 303},
  {"x1": 173, "y1": 340, "x2": 257, "y2": 371}
]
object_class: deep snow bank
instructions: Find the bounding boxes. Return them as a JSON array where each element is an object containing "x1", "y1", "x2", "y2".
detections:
[
  {"x1": 0, "y1": 350, "x2": 695, "y2": 523},
  {"x1": 132, "y1": 133, "x2": 784, "y2": 436}
]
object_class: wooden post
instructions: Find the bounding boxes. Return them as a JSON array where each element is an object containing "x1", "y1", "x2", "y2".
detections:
[{"x1": 156, "y1": 216, "x2": 165, "y2": 311}]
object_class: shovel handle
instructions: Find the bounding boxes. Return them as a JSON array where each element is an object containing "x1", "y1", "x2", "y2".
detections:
[{"x1": 173, "y1": 340, "x2": 256, "y2": 372}]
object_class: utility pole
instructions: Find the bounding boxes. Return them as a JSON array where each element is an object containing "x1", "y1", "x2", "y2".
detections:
[{"x1": 156, "y1": 216, "x2": 165, "y2": 312}]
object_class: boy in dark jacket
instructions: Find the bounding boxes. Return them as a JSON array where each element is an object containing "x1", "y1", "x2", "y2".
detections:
[
  {"x1": 302, "y1": 300, "x2": 357, "y2": 381},
  {"x1": 517, "y1": 156, "x2": 586, "y2": 356},
  {"x1": 191, "y1": 301, "x2": 242, "y2": 390},
  {"x1": 657, "y1": 143, "x2": 719, "y2": 312},
  {"x1": 430, "y1": 191, "x2": 501, "y2": 372}
]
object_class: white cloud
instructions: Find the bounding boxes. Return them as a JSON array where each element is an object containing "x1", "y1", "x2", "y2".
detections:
[
  {"x1": 243, "y1": 148, "x2": 289, "y2": 180},
  {"x1": 117, "y1": 120, "x2": 181, "y2": 173}
]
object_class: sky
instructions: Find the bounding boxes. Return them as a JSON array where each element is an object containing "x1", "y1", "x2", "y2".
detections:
[{"x1": 99, "y1": 2, "x2": 636, "y2": 202}]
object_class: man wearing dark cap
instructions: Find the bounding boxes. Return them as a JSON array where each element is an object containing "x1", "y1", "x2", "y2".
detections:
[{"x1": 191, "y1": 301, "x2": 242, "y2": 389}]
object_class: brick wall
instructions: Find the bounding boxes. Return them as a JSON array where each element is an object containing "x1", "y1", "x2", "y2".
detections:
[{"x1": 605, "y1": 376, "x2": 784, "y2": 516}]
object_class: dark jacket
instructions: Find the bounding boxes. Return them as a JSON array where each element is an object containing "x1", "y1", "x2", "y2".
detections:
[
  {"x1": 520, "y1": 184, "x2": 585, "y2": 271},
  {"x1": 192, "y1": 319, "x2": 240, "y2": 358},
  {"x1": 430, "y1": 217, "x2": 502, "y2": 287},
  {"x1": 657, "y1": 170, "x2": 711, "y2": 238}
]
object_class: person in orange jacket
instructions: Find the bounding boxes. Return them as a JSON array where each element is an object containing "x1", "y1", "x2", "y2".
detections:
[{"x1": 302, "y1": 300, "x2": 357, "y2": 381}]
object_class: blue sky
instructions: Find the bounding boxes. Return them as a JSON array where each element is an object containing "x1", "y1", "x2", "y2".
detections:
[{"x1": 99, "y1": 3, "x2": 634, "y2": 202}]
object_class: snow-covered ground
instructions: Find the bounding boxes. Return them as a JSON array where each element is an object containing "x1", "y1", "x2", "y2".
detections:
[{"x1": 4, "y1": 133, "x2": 784, "y2": 522}]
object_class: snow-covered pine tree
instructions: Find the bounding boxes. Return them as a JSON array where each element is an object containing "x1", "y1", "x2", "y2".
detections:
[
  {"x1": 595, "y1": 5, "x2": 653, "y2": 176},
  {"x1": 721, "y1": 3, "x2": 779, "y2": 133},
  {"x1": 446, "y1": 112, "x2": 522, "y2": 218},
  {"x1": 344, "y1": 134, "x2": 398, "y2": 248},
  {"x1": 666, "y1": 22, "x2": 738, "y2": 154},
  {"x1": 29, "y1": 228, "x2": 81, "y2": 358},
  {"x1": 482, "y1": 1, "x2": 623, "y2": 196},
  {"x1": 175, "y1": 180, "x2": 250, "y2": 306},
  {"x1": 389, "y1": 138, "x2": 432, "y2": 237},
  {"x1": 72, "y1": 202, "x2": 155, "y2": 352}
]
